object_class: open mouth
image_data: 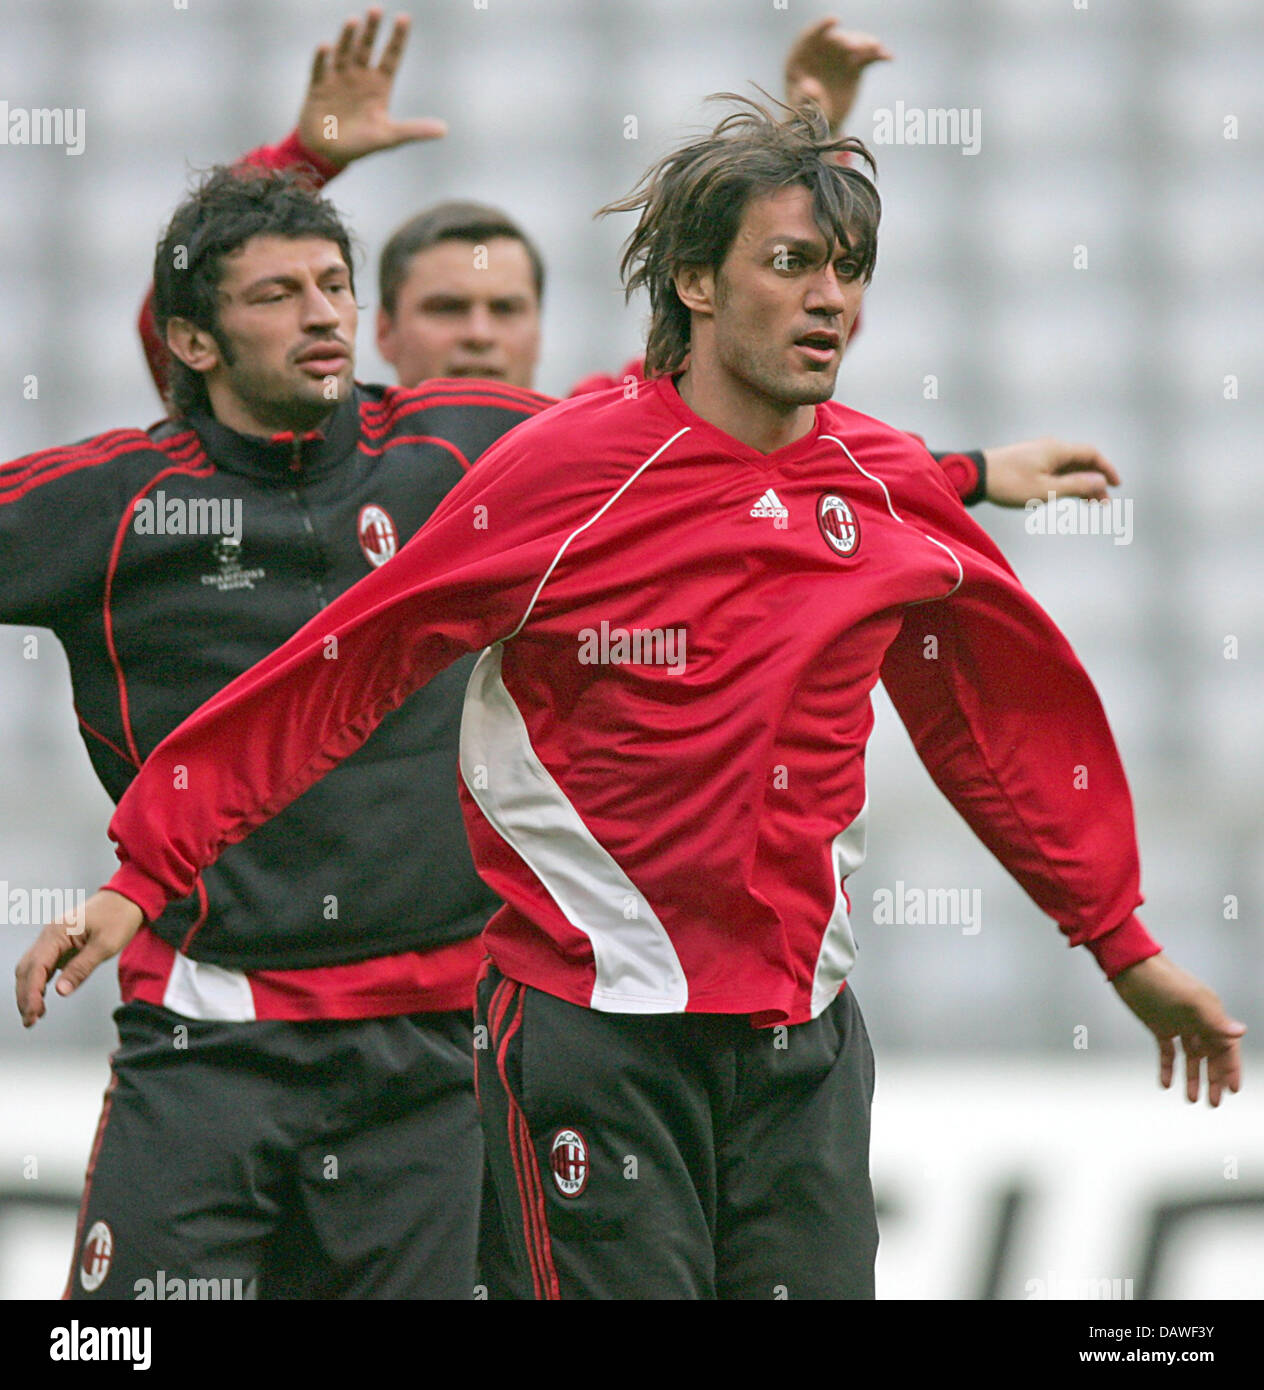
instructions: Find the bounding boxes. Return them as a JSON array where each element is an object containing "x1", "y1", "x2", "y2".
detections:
[{"x1": 795, "y1": 331, "x2": 840, "y2": 363}]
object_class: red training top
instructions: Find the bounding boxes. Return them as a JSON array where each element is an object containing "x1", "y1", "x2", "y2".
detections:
[{"x1": 104, "y1": 376, "x2": 1159, "y2": 1025}]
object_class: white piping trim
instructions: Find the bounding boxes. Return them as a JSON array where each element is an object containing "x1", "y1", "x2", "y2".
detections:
[
  {"x1": 822, "y1": 433, "x2": 964, "y2": 595},
  {"x1": 505, "y1": 426, "x2": 692, "y2": 640},
  {"x1": 924, "y1": 535, "x2": 965, "y2": 592}
]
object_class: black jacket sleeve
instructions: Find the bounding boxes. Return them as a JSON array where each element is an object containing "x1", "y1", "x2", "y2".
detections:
[{"x1": 0, "y1": 432, "x2": 135, "y2": 629}]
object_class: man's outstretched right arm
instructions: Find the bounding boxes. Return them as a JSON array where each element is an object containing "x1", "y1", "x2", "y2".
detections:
[
  {"x1": 5, "y1": 431, "x2": 148, "y2": 1026},
  {"x1": 15, "y1": 419, "x2": 583, "y2": 1021}
]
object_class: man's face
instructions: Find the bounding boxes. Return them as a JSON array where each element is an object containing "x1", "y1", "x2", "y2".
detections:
[
  {"x1": 694, "y1": 183, "x2": 867, "y2": 408},
  {"x1": 377, "y1": 236, "x2": 541, "y2": 388},
  {"x1": 205, "y1": 235, "x2": 357, "y2": 432}
]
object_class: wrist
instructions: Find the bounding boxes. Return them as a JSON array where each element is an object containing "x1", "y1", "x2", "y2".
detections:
[
  {"x1": 962, "y1": 449, "x2": 987, "y2": 506},
  {"x1": 101, "y1": 864, "x2": 166, "y2": 925},
  {"x1": 785, "y1": 81, "x2": 844, "y2": 133},
  {"x1": 1088, "y1": 913, "x2": 1163, "y2": 981},
  {"x1": 279, "y1": 127, "x2": 343, "y2": 182}
]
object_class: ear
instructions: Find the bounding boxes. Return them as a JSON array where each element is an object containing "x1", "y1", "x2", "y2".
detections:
[
  {"x1": 673, "y1": 264, "x2": 716, "y2": 318},
  {"x1": 165, "y1": 318, "x2": 222, "y2": 375},
  {"x1": 376, "y1": 305, "x2": 397, "y2": 364}
]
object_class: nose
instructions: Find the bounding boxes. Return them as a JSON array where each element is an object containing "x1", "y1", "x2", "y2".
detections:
[
  {"x1": 460, "y1": 305, "x2": 497, "y2": 347},
  {"x1": 804, "y1": 263, "x2": 850, "y2": 317},
  {"x1": 300, "y1": 283, "x2": 342, "y2": 332}
]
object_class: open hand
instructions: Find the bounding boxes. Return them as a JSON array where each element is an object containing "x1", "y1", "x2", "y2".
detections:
[
  {"x1": 15, "y1": 889, "x2": 143, "y2": 1027},
  {"x1": 1112, "y1": 953, "x2": 1245, "y2": 1106},
  {"x1": 983, "y1": 437, "x2": 1121, "y2": 507},
  {"x1": 784, "y1": 17, "x2": 893, "y2": 132},
  {"x1": 297, "y1": 8, "x2": 447, "y2": 169}
]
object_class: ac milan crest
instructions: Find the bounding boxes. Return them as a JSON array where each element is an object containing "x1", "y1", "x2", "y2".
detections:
[
  {"x1": 817, "y1": 492, "x2": 861, "y2": 556},
  {"x1": 357, "y1": 504, "x2": 399, "y2": 568},
  {"x1": 550, "y1": 1127, "x2": 589, "y2": 1198},
  {"x1": 79, "y1": 1219, "x2": 113, "y2": 1292}
]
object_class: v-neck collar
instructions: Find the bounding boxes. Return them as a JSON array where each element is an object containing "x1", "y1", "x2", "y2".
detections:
[{"x1": 652, "y1": 373, "x2": 826, "y2": 473}]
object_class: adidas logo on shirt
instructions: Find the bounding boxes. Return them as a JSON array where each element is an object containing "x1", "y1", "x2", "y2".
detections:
[{"x1": 750, "y1": 488, "x2": 789, "y2": 520}]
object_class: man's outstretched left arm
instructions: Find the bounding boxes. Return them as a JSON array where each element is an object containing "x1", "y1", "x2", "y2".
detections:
[{"x1": 879, "y1": 515, "x2": 1243, "y2": 1104}]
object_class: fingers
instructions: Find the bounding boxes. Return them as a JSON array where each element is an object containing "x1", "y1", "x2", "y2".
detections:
[
  {"x1": 789, "y1": 19, "x2": 893, "y2": 72},
  {"x1": 15, "y1": 946, "x2": 51, "y2": 1027},
  {"x1": 1178, "y1": 1021, "x2": 1246, "y2": 1106},
  {"x1": 1087, "y1": 450, "x2": 1121, "y2": 487},
  {"x1": 806, "y1": 17, "x2": 838, "y2": 42},
  {"x1": 15, "y1": 919, "x2": 80, "y2": 1027},
  {"x1": 1158, "y1": 1034, "x2": 1176, "y2": 1090},
  {"x1": 392, "y1": 116, "x2": 448, "y2": 145},
  {"x1": 1184, "y1": 1033, "x2": 1204, "y2": 1103},
  {"x1": 310, "y1": 43, "x2": 330, "y2": 90},
  {"x1": 1051, "y1": 444, "x2": 1121, "y2": 488},
  {"x1": 826, "y1": 28, "x2": 894, "y2": 65},
  {"x1": 333, "y1": 8, "x2": 402, "y2": 74},
  {"x1": 1205, "y1": 1037, "x2": 1243, "y2": 1108},
  {"x1": 332, "y1": 15, "x2": 359, "y2": 71},
  {"x1": 354, "y1": 8, "x2": 383, "y2": 67},
  {"x1": 16, "y1": 894, "x2": 142, "y2": 1026},
  {"x1": 1203, "y1": 1018, "x2": 1245, "y2": 1107},
  {"x1": 52, "y1": 933, "x2": 110, "y2": 999},
  {"x1": 1046, "y1": 470, "x2": 1111, "y2": 502},
  {"x1": 377, "y1": 14, "x2": 411, "y2": 79}
]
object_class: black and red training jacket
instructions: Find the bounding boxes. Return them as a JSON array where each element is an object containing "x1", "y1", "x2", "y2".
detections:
[{"x1": 0, "y1": 380, "x2": 551, "y2": 977}]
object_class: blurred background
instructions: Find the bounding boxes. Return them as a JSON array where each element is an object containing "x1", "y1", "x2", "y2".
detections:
[{"x1": 0, "y1": 0, "x2": 1260, "y2": 1299}]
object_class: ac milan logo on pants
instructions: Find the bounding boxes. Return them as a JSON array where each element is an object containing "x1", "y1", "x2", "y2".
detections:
[
  {"x1": 817, "y1": 492, "x2": 861, "y2": 557},
  {"x1": 550, "y1": 1127, "x2": 589, "y2": 1197},
  {"x1": 79, "y1": 1219, "x2": 113, "y2": 1292}
]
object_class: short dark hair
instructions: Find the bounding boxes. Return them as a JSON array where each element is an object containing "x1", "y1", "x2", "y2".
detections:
[
  {"x1": 598, "y1": 94, "x2": 881, "y2": 377},
  {"x1": 377, "y1": 200, "x2": 546, "y2": 317},
  {"x1": 153, "y1": 165, "x2": 358, "y2": 418}
]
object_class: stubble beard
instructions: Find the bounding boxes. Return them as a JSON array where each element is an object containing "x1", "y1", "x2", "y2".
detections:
[
  {"x1": 724, "y1": 333, "x2": 840, "y2": 411},
  {"x1": 228, "y1": 357, "x2": 350, "y2": 435}
]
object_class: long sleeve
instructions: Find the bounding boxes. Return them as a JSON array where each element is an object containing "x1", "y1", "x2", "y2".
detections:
[
  {"x1": 138, "y1": 130, "x2": 342, "y2": 400},
  {"x1": 929, "y1": 448, "x2": 985, "y2": 506},
  {"x1": 900, "y1": 429, "x2": 985, "y2": 506},
  {"x1": 879, "y1": 525, "x2": 1160, "y2": 980},
  {"x1": 0, "y1": 433, "x2": 136, "y2": 628},
  {"x1": 103, "y1": 426, "x2": 587, "y2": 919}
]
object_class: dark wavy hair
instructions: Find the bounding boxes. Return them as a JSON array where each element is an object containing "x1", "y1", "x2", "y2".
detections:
[
  {"x1": 153, "y1": 165, "x2": 358, "y2": 417},
  {"x1": 598, "y1": 93, "x2": 880, "y2": 376}
]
